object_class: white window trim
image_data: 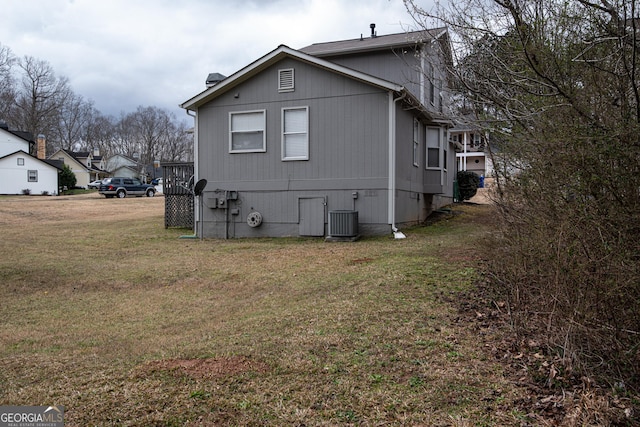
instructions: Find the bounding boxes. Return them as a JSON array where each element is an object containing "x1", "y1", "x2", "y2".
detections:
[
  {"x1": 429, "y1": 63, "x2": 436, "y2": 106},
  {"x1": 281, "y1": 106, "x2": 309, "y2": 161},
  {"x1": 443, "y1": 145, "x2": 448, "y2": 172},
  {"x1": 425, "y1": 126, "x2": 441, "y2": 170},
  {"x1": 278, "y1": 68, "x2": 295, "y2": 92},
  {"x1": 442, "y1": 129, "x2": 448, "y2": 172},
  {"x1": 413, "y1": 119, "x2": 420, "y2": 167},
  {"x1": 229, "y1": 109, "x2": 267, "y2": 153}
]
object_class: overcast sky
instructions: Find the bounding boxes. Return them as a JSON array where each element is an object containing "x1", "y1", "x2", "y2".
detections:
[{"x1": 1, "y1": 0, "x2": 429, "y2": 122}]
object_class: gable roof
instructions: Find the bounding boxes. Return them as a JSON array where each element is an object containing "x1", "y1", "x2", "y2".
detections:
[
  {"x1": 106, "y1": 153, "x2": 140, "y2": 165},
  {"x1": 299, "y1": 27, "x2": 448, "y2": 57},
  {"x1": 48, "y1": 148, "x2": 92, "y2": 170},
  {"x1": 180, "y1": 45, "x2": 404, "y2": 111},
  {"x1": 43, "y1": 158, "x2": 64, "y2": 170},
  {"x1": 5, "y1": 130, "x2": 35, "y2": 143},
  {"x1": 0, "y1": 149, "x2": 63, "y2": 170},
  {"x1": 0, "y1": 125, "x2": 36, "y2": 152},
  {"x1": 68, "y1": 150, "x2": 91, "y2": 159}
]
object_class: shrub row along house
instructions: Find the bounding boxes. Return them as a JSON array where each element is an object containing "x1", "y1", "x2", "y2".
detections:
[{"x1": 180, "y1": 25, "x2": 456, "y2": 239}]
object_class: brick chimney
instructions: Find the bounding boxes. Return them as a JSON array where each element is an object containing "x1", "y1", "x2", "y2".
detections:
[{"x1": 37, "y1": 134, "x2": 46, "y2": 159}]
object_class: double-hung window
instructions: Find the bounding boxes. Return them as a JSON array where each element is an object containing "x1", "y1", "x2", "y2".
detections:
[
  {"x1": 28, "y1": 170, "x2": 38, "y2": 182},
  {"x1": 426, "y1": 127, "x2": 441, "y2": 168},
  {"x1": 229, "y1": 110, "x2": 266, "y2": 153},
  {"x1": 282, "y1": 106, "x2": 309, "y2": 160}
]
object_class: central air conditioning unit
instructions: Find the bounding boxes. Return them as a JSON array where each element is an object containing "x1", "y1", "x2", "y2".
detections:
[{"x1": 328, "y1": 210, "x2": 359, "y2": 238}]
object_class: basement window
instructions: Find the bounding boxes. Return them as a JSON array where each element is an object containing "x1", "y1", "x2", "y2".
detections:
[{"x1": 278, "y1": 68, "x2": 294, "y2": 92}]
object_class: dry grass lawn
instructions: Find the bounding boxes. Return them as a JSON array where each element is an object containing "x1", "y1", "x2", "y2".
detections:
[{"x1": 0, "y1": 192, "x2": 612, "y2": 426}]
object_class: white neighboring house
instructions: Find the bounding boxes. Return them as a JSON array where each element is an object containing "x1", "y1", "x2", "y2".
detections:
[
  {"x1": 0, "y1": 123, "x2": 61, "y2": 195},
  {"x1": 450, "y1": 121, "x2": 494, "y2": 178},
  {"x1": 0, "y1": 150, "x2": 61, "y2": 195},
  {"x1": 105, "y1": 154, "x2": 142, "y2": 179}
]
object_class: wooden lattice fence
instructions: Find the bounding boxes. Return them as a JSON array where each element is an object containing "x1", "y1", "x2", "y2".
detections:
[{"x1": 162, "y1": 162, "x2": 194, "y2": 229}]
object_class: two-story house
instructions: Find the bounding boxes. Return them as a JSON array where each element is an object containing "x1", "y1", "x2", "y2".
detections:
[
  {"x1": 450, "y1": 118, "x2": 493, "y2": 178},
  {"x1": 48, "y1": 149, "x2": 107, "y2": 189},
  {"x1": 0, "y1": 123, "x2": 61, "y2": 195},
  {"x1": 180, "y1": 26, "x2": 455, "y2": 238}
]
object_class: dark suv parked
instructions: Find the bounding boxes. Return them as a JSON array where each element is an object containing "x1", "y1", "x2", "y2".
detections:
[{"x1": 99, "y1": 177, "x2": 156, "y2": 198}]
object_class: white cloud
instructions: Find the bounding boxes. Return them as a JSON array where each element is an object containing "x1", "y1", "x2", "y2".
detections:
[{"x1": 0, "y1": 0, "x2": 423, "y2": 119}]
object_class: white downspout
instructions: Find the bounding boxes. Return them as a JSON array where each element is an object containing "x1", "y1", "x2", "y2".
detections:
[
  {"x1": 187, "y1": 109, "x2": 197, "y2": 179},
  {"x1": 186, "y1": 109, "x2": 199, "y2": 236},
  {"x1": 389, "y1": 91, "x2": 407, "y2": 239}
]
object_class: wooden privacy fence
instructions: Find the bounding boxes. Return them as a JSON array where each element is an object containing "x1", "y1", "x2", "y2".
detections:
[{"x1": 162, "y1": 162, "x2": 194, "y2": 229}]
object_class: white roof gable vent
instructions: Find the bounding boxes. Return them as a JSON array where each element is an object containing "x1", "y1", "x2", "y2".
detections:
[{"x1": 278, "y1": 68, "x2": 294, "y2": 92}]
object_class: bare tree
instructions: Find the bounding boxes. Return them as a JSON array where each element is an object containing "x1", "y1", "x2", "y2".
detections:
[
  {"x1": 12, "y1": 56, "x2": 70, "y2": 151},
  {"x1": 0, "y1": 43, "x2": 16, "y2": 121},
  {"x1": 84, "y1": 112, "x2": 116, "y2": 158},
  {"x1": 405, "y1": 0, "x2": 640, "y2": 387},
  {"x1": 131, "y1": 106, "x2": 172, "y2": 166},
  {"x1": 157, "y1": 117, "x2": 193, "y2": 162},
  {"x1": 114, "y1": 106, "x2": 192, "y2": 164},
  {"x1": 113, "y1": 111, "x2": 141, "y2": 160},
  {"x1": 54, "y1": 92, "x2": 95, "y2": 151},
  {"x1": 0, "y1": 42, "x2": 192, "y2": 171}
]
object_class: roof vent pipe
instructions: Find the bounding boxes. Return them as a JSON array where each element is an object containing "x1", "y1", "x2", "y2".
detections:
[{"x1": 370, "y1": 23, "x2": 376, "y2": 38}]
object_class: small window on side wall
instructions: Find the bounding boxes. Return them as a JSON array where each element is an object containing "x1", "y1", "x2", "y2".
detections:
[
  {"x1": 28, "y1": 170, "x2": 38, "y2": 182},
  {"x1": 278, "y1": 68, "x2": 294, "y2": 92},
  {"x1": 229, "y1": 110, "x2": 266, "y2": 153},
  {"x1": 17, "y1": 158, "x2": 24, "y2": 166}
]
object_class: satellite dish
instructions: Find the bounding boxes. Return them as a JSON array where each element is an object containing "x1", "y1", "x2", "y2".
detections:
[{"x1": 193, "y1": 179, "x2": 207, "y2": 196}]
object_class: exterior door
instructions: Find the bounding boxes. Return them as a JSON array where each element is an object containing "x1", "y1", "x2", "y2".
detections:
[{"x1": 299, "y1": 197, "x2": 325, "y2": 236}]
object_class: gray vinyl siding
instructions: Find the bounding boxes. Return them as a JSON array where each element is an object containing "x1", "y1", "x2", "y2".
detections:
[
  {"x1": 194, "y1": 53, "x2": 452, "y2": 238},
  {"x1": 394, "y1": 107, "x2": 433, "y2": 225},
  {"x1": 317, "y1": 46, "x2": 448, "y2": 115},
  {"x1": 196, "y1": 58, "x2": 393, "y2": 238},
  {"x1": 318, "y1": 49, "x2": 424, "y2": 104},
  {"x1": 197, "y1": 58, "x2": 389, "y2": 184},
  {"x1": 201, "y1": 188, "x2": 389, "y2": 238}
]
